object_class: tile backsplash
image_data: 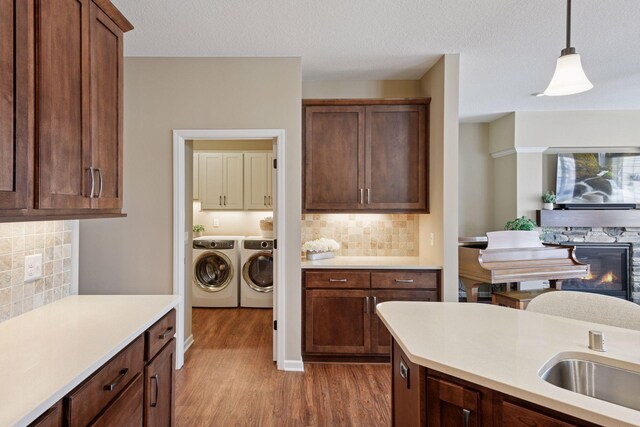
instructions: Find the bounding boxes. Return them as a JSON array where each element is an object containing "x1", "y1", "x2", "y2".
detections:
[
  {"x1": 301, "y1": 214, "x2": 419, "y2": 256},
  {"x1": 0, "y1": 221, "x2": 74, "y2": 323}
]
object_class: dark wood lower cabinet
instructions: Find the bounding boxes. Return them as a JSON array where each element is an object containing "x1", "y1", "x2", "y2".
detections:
[
  {"x1": 29, "y1": 401, "x2": 63, "y2": 427},
  {"x1": 392, "y1": 339, "x2": 599, "y2": 427},
  {"x1": 144, "y1": 338, "x2": 176, "y2": 427},
  {"x1": 91, "y1": 374, "x2": 144, "y2": 427}
]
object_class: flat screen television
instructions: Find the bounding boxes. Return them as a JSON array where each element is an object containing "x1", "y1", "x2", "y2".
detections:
[{"x1": 556, "y1": 153, "x2": 640, "y2": 206}]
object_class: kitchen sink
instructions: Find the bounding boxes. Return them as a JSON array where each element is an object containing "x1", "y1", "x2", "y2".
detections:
[{"x1": 540, "y1": 357, "x2": 640, "y2": 411}]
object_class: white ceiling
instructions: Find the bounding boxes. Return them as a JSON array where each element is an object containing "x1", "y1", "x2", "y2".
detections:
[{"x1": 112, "y1": 0, "x2": 640, "y2": 122}]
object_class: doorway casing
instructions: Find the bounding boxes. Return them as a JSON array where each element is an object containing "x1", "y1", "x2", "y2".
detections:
[{"x1": 173, "y1": 129, "x2": 287, "y2": 370}]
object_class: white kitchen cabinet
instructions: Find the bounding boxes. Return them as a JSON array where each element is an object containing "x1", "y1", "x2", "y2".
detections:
[
  {"x1": 244, "y1": 152, "x2": 274, "y2": 210},
  {"x1": 199, "y1": 153, "x2": 244, "y2": 210},
  {"x1": 193, "y1": 153, "x2": 199, "y2": 200}
]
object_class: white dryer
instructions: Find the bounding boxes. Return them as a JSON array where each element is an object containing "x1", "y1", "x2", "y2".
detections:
[
  {"x1": 192, "y1": 236, "x2": 241, "y2": 308},
  {"x1": 240, "y1": 237, "x2": 274, "y2": 308}
]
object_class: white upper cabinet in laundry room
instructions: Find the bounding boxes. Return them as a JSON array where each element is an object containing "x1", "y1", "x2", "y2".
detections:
[
  {"x1": 193, "y1": 153, "x2": 199, "y2": 200},
  {"x1": 244, "y1": 152, "x2": 274, "y2": 210},
  {"x1": 199, "y1": 153, "x2": 244, "y2": 210}
]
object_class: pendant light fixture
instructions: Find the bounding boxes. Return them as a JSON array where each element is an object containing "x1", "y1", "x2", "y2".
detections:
[{"x1": 543, "y1": 0, "x2": 593, "y2": 96}]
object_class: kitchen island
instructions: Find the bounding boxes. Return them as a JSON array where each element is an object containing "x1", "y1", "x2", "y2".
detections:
[
  {"x1": 377, "y1": 301, "x2": 640, "y2": 426},
  {"x1": 0, "y1": 294, "x2": 180, "y2": 427}
]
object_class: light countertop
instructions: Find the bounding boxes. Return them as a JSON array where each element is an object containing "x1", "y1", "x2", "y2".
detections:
[
  {"x1": 301, "y1": 256, "x2": 442, "y2": 270},
  {"x1": 0, "y1": 295, "x2": 181, "y2": 427},
  {"x1": 376, "y1": 302, "x2": 640, "y2": 427}
]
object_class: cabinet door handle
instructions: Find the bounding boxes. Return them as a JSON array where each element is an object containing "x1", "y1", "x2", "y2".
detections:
[
  {"x1": 364, "y1": 296, "x2": 370, "y2": 314},
  {"x1": 264, "y1": 195, "x2": 267, "y2": 206},
  {"x1": 395, "y1": 279, "x2": 415, "y2": 283},
  {"x1": 367, "y1": 188, "x2": 371, "y2": 204},
  {"x1": 103, "y1": 368, "x2": 128, "y2": 391},
  {"x1": 87, "y1": 167, "x2": 95, "y2": 198},
  {"x1": 268, "y1": 195, "x2": 271, "y2": 206},
  {"x1": 95, "y1": 168, "x2": 103, "y2": 198},
  {"x1": 219, "y1": 195, "x2": 222, "y2": 206},
  {"x1": 150, "y1": 374, "x2": 159, "y2": 407},
  {"x1": 329, "y1": 278, "x2": 347, "y2": 282},
  {"x1": 158, "y1": 326, "x2": 173, "y2": 340},
  {"x1": 463, "y1": 409, "x2": 471, "y2": 427},
  {"x1": 373, "y1": 296, "x2": 378, "y2": 314},
  {"x1": 224, "y1": 195, "x2": 227, "y2": 206},
  {"x1": 359, "y1": 188, "x2": 364, "y2": 204}
]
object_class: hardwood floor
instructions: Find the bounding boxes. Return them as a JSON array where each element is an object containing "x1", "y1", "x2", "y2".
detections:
[{"x1": 176, "y1": 308, "x2": 391, "y2": 426}]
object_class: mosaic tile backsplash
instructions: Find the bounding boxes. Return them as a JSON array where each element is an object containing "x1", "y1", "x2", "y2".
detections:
[
  {"x1": 0, "y1": 221, "x2": 73, "y2": 323},
  {"x1": 301, "y1": 214, "x2": 419, "y2": 256}
]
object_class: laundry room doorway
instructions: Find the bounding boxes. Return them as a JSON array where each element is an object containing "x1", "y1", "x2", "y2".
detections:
[{"x1": 172, "y1": 129, "x2": 286, "y2": 370}]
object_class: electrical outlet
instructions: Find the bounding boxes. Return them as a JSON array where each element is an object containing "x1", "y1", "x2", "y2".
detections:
[
  {"x1": 213, "y1": 218, "x2": 220, "y2": 227},
  {"x1": 24, "y1": 254, "x2": 43, "y2": 282}
]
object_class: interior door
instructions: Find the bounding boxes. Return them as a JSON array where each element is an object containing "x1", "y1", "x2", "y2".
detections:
[{"x1": 199, "y1": 153, "x2": 223, "y2": 209}]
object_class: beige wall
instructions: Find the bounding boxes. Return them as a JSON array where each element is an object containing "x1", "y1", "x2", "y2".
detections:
[
  {"x1": 492, "y1": 155, "x2": 517, "y2": 230},
  {"x1": 459, "y1": 123, "x2": 493, "y2": 236},
  {"x1": 79, "y1": 57, "x2": 302, "y2": 363},
  {"x1": 419, "y1": 54, "x2": 460, "y2": 302},
  {"x1": 302, "y1": 80, "x2": 421, "y2": 99},
  {"x1": 193, "y1": 207, "x2": 270, "y2": 237}
]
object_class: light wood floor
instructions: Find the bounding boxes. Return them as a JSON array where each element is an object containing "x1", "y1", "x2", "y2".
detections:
[{"x1": 176, "y1": 308, "x2": 391, "y2": 426}]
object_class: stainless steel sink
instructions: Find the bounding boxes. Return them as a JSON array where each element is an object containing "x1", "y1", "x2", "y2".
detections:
[{"x1": 540, "y1": 358, "x2": 640, "y2": 411}]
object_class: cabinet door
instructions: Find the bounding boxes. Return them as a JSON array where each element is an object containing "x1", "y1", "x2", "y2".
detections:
[
  {"x1": 0, "y1": 0, "x2": 31, "y2": 211},
  {"x1": 304, "y1": 106, "x2": 365, "y2": 210},
  {"x1": 199, "y1": 153, "x2": 223, "y2": 209},
  {"x1": 144, "y1": 339, "x2": 175, "y2": 427},
  {"x1": 371, "y1": 290, "x2": 437, "y2": 355},
  {"x1": 89, "y1": 3, "x2": 123, "y2": 210},
  {"x1": 90, "y1": 374, "x2": 144, "y2": 427},
  {"x1": 305, "y1": 289, "x2": 370, "y2": 354},
  {"x1": 222, "y1": 153, "x2": 243, "y2": 209},
  {"x1": 193, "y1": 153, "x2": 199, "y2": 200},
  {"x1": 426, "y1": 376, "x2": 480, "y2": 427},
  {"x1": 36, "y1": 0, "x2": 92, "y2": 210},
  {"x1": 267, "y1": 152, "x2": 274, "y2": 208},
  {"x1": 365, "y1": 105, "x2": 427, "y2": 211},
  {"x1": 29, "y1": 401, "x2": 63, "y2": 427},
  {"x1": 499, "y1": 401, "x2": 576, "y2": 427},
  {"x1": 244, "y1": 152, "x2": 268, "y2": 210}
]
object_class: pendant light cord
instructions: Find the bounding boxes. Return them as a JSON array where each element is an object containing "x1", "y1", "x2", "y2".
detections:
[{"x1": 566, "y1": 0, "x2": 572, "y2": 50}]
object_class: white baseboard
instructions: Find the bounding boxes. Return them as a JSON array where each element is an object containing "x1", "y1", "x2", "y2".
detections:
[
  {"x1": 283, "y1": 359, "x2": 304, "y2": 372},
  {"x1": 184, "y1": 334, "x2": 194, "y2": 353}
]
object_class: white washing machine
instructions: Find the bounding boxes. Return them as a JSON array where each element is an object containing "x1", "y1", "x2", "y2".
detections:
[
  {"x1": 192, "y1": 236, "x2": 241, "y2": 308},
  {"x1": 240, "y1": 237, "x2": 274, "y2": 308}
]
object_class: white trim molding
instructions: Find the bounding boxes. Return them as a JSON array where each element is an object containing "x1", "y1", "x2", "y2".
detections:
[
  {"x1": 184, "y1": 335, "x2": 195, "y2": 353},
  {"x1": 173, "y1": 128, "x2": 288, "y2": 371},
  {"x1": 283, "y1": 360, "x2": 305, "y2": 372},
  {"x1": 491, "y1": 147, "x2": 548, "y2": 158}
]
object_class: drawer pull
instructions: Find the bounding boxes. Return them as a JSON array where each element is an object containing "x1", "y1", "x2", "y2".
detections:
[
  {"x1": 329, "y1": 278, "x2": 348, "y2": 282},
  {"x1": 159, "y1": 326, "x2": 174, "y2": 340},
  {"x1": 150, "y1": 374, "x2": 159, "y2": 407},
  {"x1": 103, "y1": 368, "x2": 128, "y2": 391},
  {"x1": 394, "y1": 279, "x2": 414, "y2": 283}
]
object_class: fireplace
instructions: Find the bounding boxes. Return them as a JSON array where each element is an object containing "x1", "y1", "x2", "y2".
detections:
[{"x1": 559, "y1": 243, "x2": 632, "y2": 300}]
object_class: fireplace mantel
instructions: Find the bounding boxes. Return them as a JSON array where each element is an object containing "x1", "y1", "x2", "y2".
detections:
[{"x1": 537, "y1": 209, "x2": 640, "y2": 227}]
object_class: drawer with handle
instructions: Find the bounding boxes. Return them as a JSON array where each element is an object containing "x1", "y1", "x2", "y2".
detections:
[
  {"x1": 371, "y1": 271, "x2": 438, "y2": 289},
  {"x1": 305, "y1": 271, "x2": 371, "y2": 289},
  {"x1": 66, "y1": 335, "x2": 144, "y2": 427},
  {"x1": 145, "y1": 309, "x2": 176, "y2": 361}
]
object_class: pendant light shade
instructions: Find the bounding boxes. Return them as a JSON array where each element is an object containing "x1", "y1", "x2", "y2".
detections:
[
  {"x1": 544, "y1": 53, "x2": 593, "y2": 96},
  {"x1": 543, "y1": 0, "x2": 593, "y2": 96}
]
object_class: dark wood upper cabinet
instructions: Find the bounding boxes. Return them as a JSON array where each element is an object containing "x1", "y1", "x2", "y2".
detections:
[
  {"x1": 0, "y1": 0, "x2": 31, "y2": 211},
  {"x1": 0, "y1": 0, "x2": 131, "y2": 220},
  {"x1": 303, "y1": 99, "x2": 430, "y2": 213}
]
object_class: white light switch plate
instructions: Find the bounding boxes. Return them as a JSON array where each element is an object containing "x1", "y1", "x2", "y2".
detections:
[{"x1": 24, "y1": 254, "x2": 43, "y2": 282}]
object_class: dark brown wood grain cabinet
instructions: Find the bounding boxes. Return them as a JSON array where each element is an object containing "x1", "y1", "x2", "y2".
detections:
[
  {"x1": 0, "y1": 0, "x2": 131, "y2": 219},
  {"x1": 302, "y1": 269, "x2": 440, "y2": 361},
  {"x1": 144, "y1": 339, "x2": 176, "y2": 427},
  {"x1": 391, "y1": 342, "x2": 598, "y2": 427},
  {"x1": 303, "y1": 99, "x2": 429, "y2": 213}
]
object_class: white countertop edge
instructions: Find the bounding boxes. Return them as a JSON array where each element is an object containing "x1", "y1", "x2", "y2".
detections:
[
  {"x1": 300, "y1": 256, "x2": 442, "y2": 270},
  {"x1": 377, "y1": 303, "x2": 640, "y2": 427},
  {"x1": 14, "y1": 295, "x2": 181, "y2": 427}
]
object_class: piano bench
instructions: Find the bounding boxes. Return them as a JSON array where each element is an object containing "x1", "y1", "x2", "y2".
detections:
[{"x1": 492, "y1": 288, "x2": 558, "y2": 310}]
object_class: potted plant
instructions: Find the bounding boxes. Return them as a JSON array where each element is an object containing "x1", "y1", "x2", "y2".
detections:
[
  {"x1": 504, "y1": 216, "x2": 537, "y2": 231},
  {"x1": 542, "y1": 191, "x2": 556, "y2": 210},
  {"x1": 193, "y1": 224, "x2": 205, "y2": 238}
]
